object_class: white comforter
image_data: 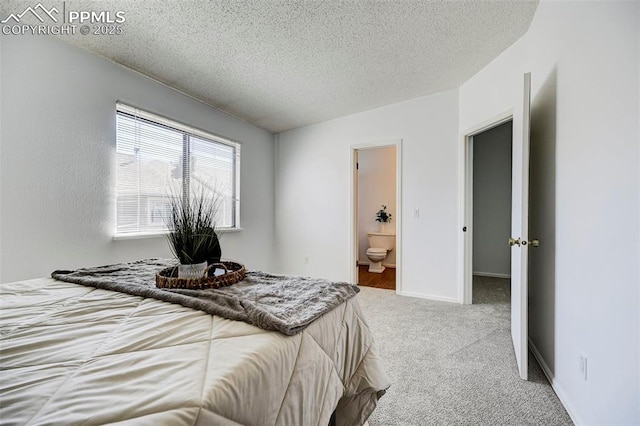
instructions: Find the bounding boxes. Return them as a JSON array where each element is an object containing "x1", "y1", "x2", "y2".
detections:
[{"x1": 0, "y1": 278, "x2": 389, "y2": 425}]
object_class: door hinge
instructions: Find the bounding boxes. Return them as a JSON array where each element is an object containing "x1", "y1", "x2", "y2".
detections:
[{"x1": 356, "y1": 162, "x2": 359, "y2": 170}]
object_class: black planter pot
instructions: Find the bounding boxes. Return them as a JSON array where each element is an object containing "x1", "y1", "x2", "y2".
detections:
[{"x1": 206, "y1": 237, "x2": 222, "y2": 265}]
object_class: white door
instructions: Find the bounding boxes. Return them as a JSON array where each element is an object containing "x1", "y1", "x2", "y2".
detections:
[
  {"x1": 354, "y1": 149, "x2": 360, "y2": 283},
  {"x1": 510, "y1": 73, "x2": 531, "y2": 380}
]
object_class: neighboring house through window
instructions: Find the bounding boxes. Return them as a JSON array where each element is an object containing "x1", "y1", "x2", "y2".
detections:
[{"x1": 115, "y1": 103, "x2": 241, "y2": 237}]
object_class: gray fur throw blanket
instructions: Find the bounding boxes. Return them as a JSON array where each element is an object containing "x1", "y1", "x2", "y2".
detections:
[{"x1": 51, "y1": 259, "x2": 359, "y2": 335}]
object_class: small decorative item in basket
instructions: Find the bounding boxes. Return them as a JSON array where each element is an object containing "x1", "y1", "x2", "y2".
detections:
[{"x1": 156, "y1": 261, "x2": 246, "y2": 290}]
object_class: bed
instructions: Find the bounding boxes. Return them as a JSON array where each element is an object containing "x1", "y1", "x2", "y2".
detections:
[{"x1": 0, "y1": 262, "x2": 389, "y2": 425}]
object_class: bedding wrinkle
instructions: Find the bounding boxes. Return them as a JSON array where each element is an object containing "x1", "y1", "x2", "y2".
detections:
[
  {"x1": 316, "y1": 355, "x2": 341, "y2": 426},
  {"x1": 273, "y1": 335, "x2": 304, "y2": 425},
  {"x1": 194, "y1": 315, "x2": 215, "y2": 426},
  {"x1": 0, "y1": 288, "x2": 93, "y2": 338},
  {"x1": 88, "y1": 293, "x2": 145, "y2": 358},
  {"x1": 198, "y1": 332, "x2": 301, "y2": 425},
  {"x1": 19, "y1": 287, "x2": 143, "y2": 425},
  {"x1": 19, "y1": 287, "x2": 101, "y2": 426}
]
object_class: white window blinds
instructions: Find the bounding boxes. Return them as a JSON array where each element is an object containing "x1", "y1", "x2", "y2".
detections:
[{"x1": 115, "y1": 103, "x2": 240, "y2": 236}]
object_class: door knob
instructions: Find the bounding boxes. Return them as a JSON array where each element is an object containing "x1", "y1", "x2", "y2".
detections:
[{"x1": 509, "y1": 238, "x2": 540, "y2": 247}]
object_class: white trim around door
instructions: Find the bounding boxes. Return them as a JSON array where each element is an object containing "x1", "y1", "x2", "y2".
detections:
[
  {"x1": 459, "y1": 110, "x2": 513, "y2": 305},
  {"x1": 350, "y1": 139, "x2": 403, "y2": 294}
]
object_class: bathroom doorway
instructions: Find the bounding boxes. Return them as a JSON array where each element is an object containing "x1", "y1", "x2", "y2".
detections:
[{"x1": 350, "y1": 140, "x2": 402, "y2": 292}]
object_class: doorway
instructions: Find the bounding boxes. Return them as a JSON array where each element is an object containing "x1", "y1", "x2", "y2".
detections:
[
  {"x1": 471, "y1": 121, "x2": 513, "y2": 305},
  {"x1": 350, "y1": 140, "x2": 402, "y2": 293},
  {"x1": 461, "y1": 112, "x2": 513, "y2": 305}
]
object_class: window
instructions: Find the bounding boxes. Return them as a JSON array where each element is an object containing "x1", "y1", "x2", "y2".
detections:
[{"x1": 115, "y1": 103, "x2": 240, "y2": 237}]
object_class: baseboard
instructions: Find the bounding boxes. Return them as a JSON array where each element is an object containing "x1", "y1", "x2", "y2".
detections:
[
  {"x1": 472, "y1": 271, "x2": 511, "y2": 279},
  {"x1": 397, "y1": 290, "x2": 458, "y2": 304},
  {"x1": 528, "y1": 338, "x2": 584, "y2": 426},
  {"x1": 358, "y1": 261, "x2": 396, "y2": 269}
]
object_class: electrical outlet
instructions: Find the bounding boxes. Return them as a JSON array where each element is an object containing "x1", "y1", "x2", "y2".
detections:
[
  {"x1": 304, "y1": 256, "x2": 310, "y2": 264},
  {"x1": 413, "y1": 209, "x2": 420, "y2": 219},
  {"x1": 579, "y1": 354, "x2": 588, "y2": 381}
]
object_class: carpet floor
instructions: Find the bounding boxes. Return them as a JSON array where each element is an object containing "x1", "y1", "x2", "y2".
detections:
[{"x1": 357, "y1": 277, "x2": 572, "y2": 426}]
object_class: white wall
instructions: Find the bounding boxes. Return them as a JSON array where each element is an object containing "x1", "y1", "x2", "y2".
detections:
[
  {"x1": 357, "y1": 146, "x2": 396, "y2": 266},
  {"x1": 275, "y1": 90, "x2": 459, "y2": 302},
  {"x1": 0, "y1": 38, "x2": 3, "y2": 281},
  {"x1": 472, "y1": 121, "x2": 512, "y2": 277},
  {"x1": 460, "y1": 1, "x2": 639, "y2": 424},
  {"x1": 0, "y1": 36, "x2": 275, "y2": 283}
]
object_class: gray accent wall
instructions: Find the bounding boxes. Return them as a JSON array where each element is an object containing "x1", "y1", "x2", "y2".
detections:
[{"x1": 472, "y1": 121, "x2": 512, "y2": 277}]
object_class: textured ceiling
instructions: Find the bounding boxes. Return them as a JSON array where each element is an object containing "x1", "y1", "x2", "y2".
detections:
[{"x1": 3, "y1": 0, "x2": 538, "y2": 133}]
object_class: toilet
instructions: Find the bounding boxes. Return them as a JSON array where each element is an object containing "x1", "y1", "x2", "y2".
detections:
[{"x1": 366, "y1": 232, "x2": 395, "y2": 273}]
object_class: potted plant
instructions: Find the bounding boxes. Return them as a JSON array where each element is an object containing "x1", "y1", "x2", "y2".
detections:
[
  {"x1": 165, "y1": 187, "x2": 222, "y2": 278},
  {"x1": 375, "y1": 205, "x2": 392, "y2": 233}
]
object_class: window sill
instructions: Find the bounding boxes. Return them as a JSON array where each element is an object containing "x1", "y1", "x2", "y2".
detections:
[{"x1": 113, "y1": 228, "x2": 243, "y2": 241}]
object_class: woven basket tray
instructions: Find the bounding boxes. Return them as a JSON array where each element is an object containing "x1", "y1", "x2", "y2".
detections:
[{"x1": 156, "y1": 261, "x2": 246, "y2": 290}]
